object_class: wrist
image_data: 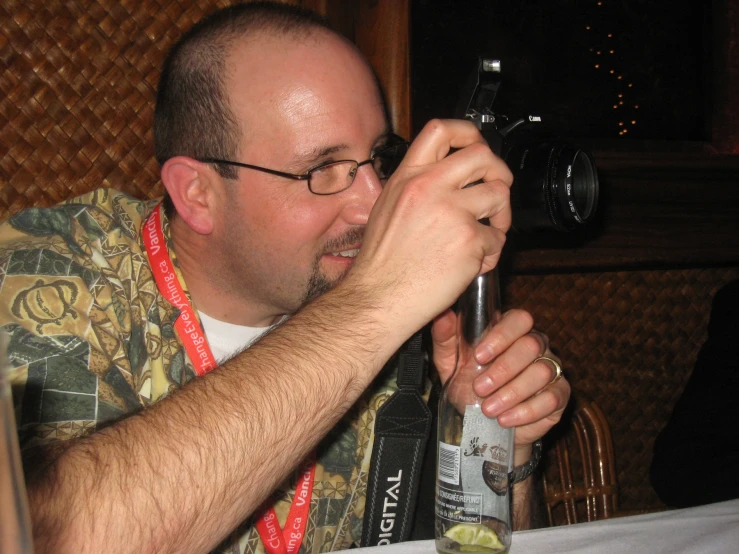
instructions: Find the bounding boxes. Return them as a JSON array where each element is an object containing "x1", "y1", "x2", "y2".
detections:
[
  {"x1": 509, "y1": 440, "x2": 543, "y2": 485},
  {"x1": 513, "y1": 443, "x2": 534, "y2": 467},
  {"x1": 305, "y1": 279, "x2": 408, "y2": 370},
  {"x1": 335, "y1": 272, "x2": 419, "y2": 351}
]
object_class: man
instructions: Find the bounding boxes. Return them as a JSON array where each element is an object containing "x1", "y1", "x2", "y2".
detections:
[{"x1": 1, "y1": 2, "x2": 569, "y2": 553}]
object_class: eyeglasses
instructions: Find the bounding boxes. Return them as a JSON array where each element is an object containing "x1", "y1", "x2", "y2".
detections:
[{"x1": 198, "y1": 134, "x2": 409, "y2": 195}]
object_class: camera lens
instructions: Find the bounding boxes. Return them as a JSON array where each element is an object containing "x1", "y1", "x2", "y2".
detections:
[
  {"x1": 503, "y1": 139, "x2": 599, "y2": 233},
  {"x1": 560, "y1": 146, "x2": 598, "y2": 224},
  {"x1": 572, "y1": 151, "x2": 596, "y2": 216}
]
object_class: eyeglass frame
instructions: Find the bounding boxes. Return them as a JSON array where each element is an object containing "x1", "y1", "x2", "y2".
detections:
[{"x1": 196, "y1": 134, "x2": 409, "y2": 196}]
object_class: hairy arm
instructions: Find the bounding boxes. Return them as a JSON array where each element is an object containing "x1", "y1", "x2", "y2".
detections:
[
  {"x1": 512, "y1": 477, "x2": 546, "y2": 530},
  {"x1": 511, "y1": 448, "x2": 547, "y2": 530},
  {"x1": 28, "y1": 285, "x2": 399, "y2": 554}
]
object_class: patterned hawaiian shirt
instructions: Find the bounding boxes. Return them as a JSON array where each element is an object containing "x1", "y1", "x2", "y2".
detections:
[{"x1": 0, "y1": 188, "x2": 421, "y2": 552}]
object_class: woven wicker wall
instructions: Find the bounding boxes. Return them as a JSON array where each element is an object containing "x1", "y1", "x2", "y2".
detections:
[
  {"x1": 503, "y1": 267, "x2": 739, "y2": 512},
  {"x1": 2, "y1": 0, "x2": 737, "y2": 516},
  {"x1": 0, "y1": 0, "x2": 241, "y2": 216}
]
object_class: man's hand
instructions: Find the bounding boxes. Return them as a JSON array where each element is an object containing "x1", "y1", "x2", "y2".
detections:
[
  {"x1": 432, "y1": 307, "x2": 570, "y2": 465},
  {"x1": 345, "y1": 119, "x2": 514, "y2": 345}
]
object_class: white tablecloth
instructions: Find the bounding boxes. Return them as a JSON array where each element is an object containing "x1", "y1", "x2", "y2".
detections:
[{"x1": 351, "y1": 498, "x2": 739, "y2": 553}]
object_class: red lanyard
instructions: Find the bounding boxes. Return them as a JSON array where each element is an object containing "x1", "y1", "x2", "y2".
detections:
[
  {"x1": 254, "y1": 454, "x2": 316, "y2": 554},
  {"x1": 143, "y1": 203, "x2": 217, "y2": 376},
  {"x1": 142, "y1": 203, "x2": 315, "y2": 552}
]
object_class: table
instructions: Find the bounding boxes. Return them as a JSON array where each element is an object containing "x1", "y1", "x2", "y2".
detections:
[{"x1": 351, "y1": 498, "x2": 739, "y2": 553}]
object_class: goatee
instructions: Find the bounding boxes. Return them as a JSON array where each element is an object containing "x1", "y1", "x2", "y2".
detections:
[{"x1": 300, "y1": 228, "x2": 363, "y2": 306}]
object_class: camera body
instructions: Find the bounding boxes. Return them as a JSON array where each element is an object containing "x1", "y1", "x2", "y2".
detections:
[{"x1": 458, "y1": 58, "x2": 599, "y2": 233}]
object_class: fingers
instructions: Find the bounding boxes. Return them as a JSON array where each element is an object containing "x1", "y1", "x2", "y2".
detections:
[
  {"x1": 431, "y1": 309, "x2": 458, "y2": 382},
  {"x1": 449, "y1": 305, "x2": 571, "y2": 451},
  {"x1": 402, "y1": 119, "x2": 492, "y2": 165},
  {"x1": 479, "y1": 354, "x2": 567, "y2": 420},
  {"x1": 472, "y1": 222, "x2": 509, "y2": 275},
  {"x1": 394, "y1": 122, "x2": 514, "y2": 227},
  {"x1": 503, "y1": 378, "x2": 571, "y2": 449},
  {"x1": 501, "y1": 379, "x2": 570, "y2": 427},
  {"x1": 431, "y1": 308, "x2": 457, "y2": 344},
  {"x1": 412, "y1": 141, "x2": 513, "y2": 195},
  {"x1": 473, "y1": 309, "x2": 543, "y2": 365},
  {"x1": 433, "y1": 303, "x2": 570, "y2": 452},
  {"x1": 457, "y1": 177, "x2": 513, "y2": 233},
  {"x1": 471, "y1": 310, "x2": 544, "y2": 397},
  {"x1": 467, "y1": 309, "x2": 568, "y2": 438},
  {"x1": 472, "y1": 347, "x2": 570, "y2": 450}
]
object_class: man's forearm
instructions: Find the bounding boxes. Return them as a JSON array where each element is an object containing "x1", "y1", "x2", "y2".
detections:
[
  {"x1": 510, "y1": 443, "x2": 546, "y2": 531},
  {"x1": 512, "y1": 473, "x2": 546, "y2": 531},
  {"x1": 27, "y1": 286, "x2": 404, "y2": 554}
]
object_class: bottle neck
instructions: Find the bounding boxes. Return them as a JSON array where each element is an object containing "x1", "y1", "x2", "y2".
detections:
[{"x1": 457, "y1": 269, "x2": 502, "y2": 348}]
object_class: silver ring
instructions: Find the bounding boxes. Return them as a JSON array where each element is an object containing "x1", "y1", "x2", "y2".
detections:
[{"x1": 534, "y1": 356, "x2": 563, "y2": 386}]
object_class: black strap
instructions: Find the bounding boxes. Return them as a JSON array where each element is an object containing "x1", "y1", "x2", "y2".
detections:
[{"x1": 361, "y1": 331, "x2": 432, "y2": 547}]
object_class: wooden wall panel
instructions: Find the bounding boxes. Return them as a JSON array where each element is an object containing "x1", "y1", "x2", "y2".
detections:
[
  {"x1": 712, "y1": 0, "x2": 739, "y2": 153},
  {"x1": 353, "y1": 0, "x2": 411, "y2": 139}
]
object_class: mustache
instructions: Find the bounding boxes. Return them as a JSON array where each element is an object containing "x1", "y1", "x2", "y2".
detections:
[{"x1": 321, "y1": 228, "x2": 364, "y2": 254}]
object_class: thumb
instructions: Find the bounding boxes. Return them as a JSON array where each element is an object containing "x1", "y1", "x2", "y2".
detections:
[{"x1": 431, "y1": 308, "x2": 458, "y2": 382}]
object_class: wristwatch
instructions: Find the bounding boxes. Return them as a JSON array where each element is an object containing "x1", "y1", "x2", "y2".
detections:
[{"x1": 508, "y1": 439, "x2": 543, "y2": 485}]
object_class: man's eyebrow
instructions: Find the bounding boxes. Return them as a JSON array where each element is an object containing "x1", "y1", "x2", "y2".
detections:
[
  {"x1": 291, "y1": 130, "x2": 392, "y2": 168},
  {"x1": 292, "y1": 144, "x2": 350, "y2": 167}
]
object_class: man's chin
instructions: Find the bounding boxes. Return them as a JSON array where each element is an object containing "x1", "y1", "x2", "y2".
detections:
[{"x1": 302, "y1": 268, "x2": 350, "y2": 305}]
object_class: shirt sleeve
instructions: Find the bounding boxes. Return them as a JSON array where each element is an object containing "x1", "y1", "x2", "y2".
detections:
[{"x1": 0, "y1": 200, "x2": 148, "y2": 455}]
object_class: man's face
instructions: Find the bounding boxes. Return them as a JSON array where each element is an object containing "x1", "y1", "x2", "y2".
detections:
[{"x1": 213, "y1": 32, "x2": 389, "y2": 325}]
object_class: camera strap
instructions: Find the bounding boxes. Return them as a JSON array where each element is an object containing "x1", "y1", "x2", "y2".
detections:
[{"x1": 361, "y1": 330, "x2": 432, "y2": 547}]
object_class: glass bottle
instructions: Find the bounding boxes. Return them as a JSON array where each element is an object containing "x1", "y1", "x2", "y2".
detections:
[
  {"x1": 435, "y1": 269, "x2": 513, "y2": 554},
  {"x1": 0, "y1": 330, "x2": 34, "y2": 554}
]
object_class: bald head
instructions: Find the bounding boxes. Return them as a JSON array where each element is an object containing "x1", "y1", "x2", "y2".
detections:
[
  {"x1": 225, "y1": 30, "x2": 385, "y2": 168},
  {"x1": 153, "y1": 1, "x2": 363, "y2": 179}
]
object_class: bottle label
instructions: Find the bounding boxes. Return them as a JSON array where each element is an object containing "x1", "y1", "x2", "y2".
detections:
[
  {"x1": 436, "y1": 406, "x2": 514, "y2": 525},
  {"x1": 460, "y1": 405, "x2": 513, "y2": 520},
  {"x1": 438, "y1": 442, "x2": 461, "y2": 485},
  {"x1": 436, "y1": 485, "x2": 484, "y2": 524}
]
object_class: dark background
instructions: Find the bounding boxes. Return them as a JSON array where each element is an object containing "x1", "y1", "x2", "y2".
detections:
[{"x1": 411, "y1": 0, "x2": 712, "y2": 143}]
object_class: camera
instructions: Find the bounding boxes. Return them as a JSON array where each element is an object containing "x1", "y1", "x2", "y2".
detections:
[{"x1": 458, "y1": 58, "x2": 599, "y2": 233}]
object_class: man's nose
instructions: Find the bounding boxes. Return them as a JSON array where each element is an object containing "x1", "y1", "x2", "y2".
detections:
[{"x1": 341, "y1": 163, "x2": 384, "y2": 225}]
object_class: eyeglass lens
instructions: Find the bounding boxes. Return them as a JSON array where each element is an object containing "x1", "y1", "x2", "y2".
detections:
[
  {"x1": 310, "y1": 162, "x2": 356, "y2": 195},
  {"x1": 373, "y1": 143, "x2": 407, "y2": 180},
  {"x1": 309, "y1": 142, "x2": 408, "y2": 195}
]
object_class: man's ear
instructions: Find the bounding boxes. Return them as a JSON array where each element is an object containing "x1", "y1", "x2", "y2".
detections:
[{"x1": 161, "y1": 156, "x2": 218, "y2": 235}]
